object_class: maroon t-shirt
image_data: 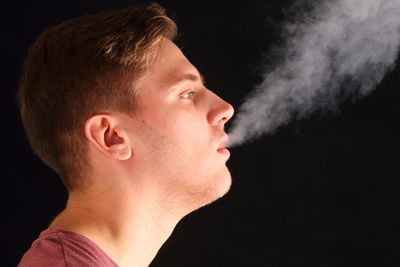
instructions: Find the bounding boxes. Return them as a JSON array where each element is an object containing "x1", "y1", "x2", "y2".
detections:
[{"x1": 18, "y1": 228, "x2": 118, "y2": 267}]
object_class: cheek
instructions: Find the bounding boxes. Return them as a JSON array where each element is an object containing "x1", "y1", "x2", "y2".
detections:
[
  {"x1": 134, "y1": 103, "x2": 212, "y2": 166},
  {"x1": 158, "y1": 110, "x2": 208, "y2": 146},
  {"x1": 155, "y1": 118, "x2": 211, "y2": 170}
]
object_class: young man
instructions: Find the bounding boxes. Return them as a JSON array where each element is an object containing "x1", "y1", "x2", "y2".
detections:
[{"x1": 17, "y1": 3, "x2": 234, "y2": 267}]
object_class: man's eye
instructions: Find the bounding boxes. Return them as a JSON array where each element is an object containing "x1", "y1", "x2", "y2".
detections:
[{"x1": 180, "y1": 92, "x2": 194, "y2": 99}]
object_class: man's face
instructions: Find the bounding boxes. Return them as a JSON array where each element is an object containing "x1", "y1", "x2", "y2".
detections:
[{"x1": 125, "y1": 38, "x2": 234, "y2": 209}]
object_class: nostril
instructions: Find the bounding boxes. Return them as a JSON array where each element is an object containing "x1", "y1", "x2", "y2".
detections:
[{"x1": 220, "y1": 114, "x2": 231, "y2": 125}]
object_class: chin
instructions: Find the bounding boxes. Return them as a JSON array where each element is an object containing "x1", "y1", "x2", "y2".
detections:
[
  {"x1": 176, "y1": 167, "x2": 232, "y2": 214},
  {"x1": 215, "y1": 169, "x2": 232, "y2": 198},
  {"x1": 198, "y1": 167, "x2": 232, "y2": 207}
]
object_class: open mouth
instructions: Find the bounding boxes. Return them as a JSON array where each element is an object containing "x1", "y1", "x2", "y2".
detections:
[
  {"x1": 217, "y1": 147, "x2": 230, "y2": 155},
  {"x1": 217, "y1": 135, "x2": 230, "y2": 155}
]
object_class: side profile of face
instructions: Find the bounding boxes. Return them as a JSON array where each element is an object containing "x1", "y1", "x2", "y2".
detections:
[{"x1": 100, "y1": 38, "x2": 234, "y2": 211}]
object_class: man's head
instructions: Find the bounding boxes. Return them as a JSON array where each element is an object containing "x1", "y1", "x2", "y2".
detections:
[
  {"x1": 17, "y1": 3, "x2": 234, "y2": 209},
  {"x1": 17, "y1": 3, "x2": 177, "y2": 189}
]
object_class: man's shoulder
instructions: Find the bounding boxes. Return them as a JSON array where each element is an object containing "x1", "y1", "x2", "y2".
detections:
[
  {"x1": 18, "y1": 229, "x2": 65, "y2": 267},
  {"x1": 18, "y1": 228, "x2": 118, "y2": 267}
]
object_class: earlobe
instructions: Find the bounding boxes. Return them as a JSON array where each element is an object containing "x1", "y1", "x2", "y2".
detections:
[
  {"x1": 108, "y1": 129, "x2": 133, "y2": 160},
  {"x1": 112, "y1": 143, "x2": 133, "y2": 160},
  {"x1": 84, "y1": 115, "x2": 132, "y2": 160}
]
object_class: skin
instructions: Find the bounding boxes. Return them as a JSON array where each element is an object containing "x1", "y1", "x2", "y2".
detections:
[{"x1": 49, "y1": 38, "x2": 234, "y2": 267}]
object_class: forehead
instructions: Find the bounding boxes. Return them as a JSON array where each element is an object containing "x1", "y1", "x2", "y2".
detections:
[{"x1": 146, "y1": 38, "x2": 203, "y2": 86}]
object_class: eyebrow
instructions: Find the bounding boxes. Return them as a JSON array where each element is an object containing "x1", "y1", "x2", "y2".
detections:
[{"x1": 173, "y1": 72, "x2": 206, "y2": 86}]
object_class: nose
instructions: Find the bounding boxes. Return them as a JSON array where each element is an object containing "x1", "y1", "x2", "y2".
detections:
[{"x1": 207, "y1": 91, "x2": 234, "y2": 127}]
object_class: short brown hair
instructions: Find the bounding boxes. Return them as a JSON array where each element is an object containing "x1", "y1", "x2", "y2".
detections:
[{"x1": 16, "y1": 3, "x2": 177, "y2": 189}]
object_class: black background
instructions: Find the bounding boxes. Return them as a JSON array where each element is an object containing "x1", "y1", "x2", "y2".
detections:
[{"x1": 3, "y1": 0, "x2": 400, "y2": 266}]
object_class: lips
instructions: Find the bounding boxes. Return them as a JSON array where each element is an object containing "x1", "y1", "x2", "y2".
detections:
[{"x1": 217, "y1": 134, "x2": 230, "y2": 155}]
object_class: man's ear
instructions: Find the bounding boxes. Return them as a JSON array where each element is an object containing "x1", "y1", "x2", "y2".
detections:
[{"x1": 84, "y1": 114, "x2": 132, "y2": 160}]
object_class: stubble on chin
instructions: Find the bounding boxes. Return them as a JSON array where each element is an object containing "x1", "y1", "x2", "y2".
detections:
[{"x1": 186, "y1": 168, "x2": 232, "y2": 211}]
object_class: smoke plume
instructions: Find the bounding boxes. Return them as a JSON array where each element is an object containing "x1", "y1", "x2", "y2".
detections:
[{"x1": 228, "y1": 0, "x2": 400, "y2": 147}]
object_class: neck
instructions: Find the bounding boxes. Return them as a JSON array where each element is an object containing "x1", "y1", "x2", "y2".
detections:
[{"x1": 50, "y1": 179, "x2": 183, "y2": 267}]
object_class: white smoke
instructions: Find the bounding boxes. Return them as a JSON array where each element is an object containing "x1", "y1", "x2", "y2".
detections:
[{"x1": 228, "y1": 0, "x2": 400, "y2": 147}]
